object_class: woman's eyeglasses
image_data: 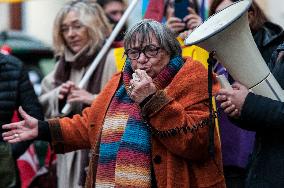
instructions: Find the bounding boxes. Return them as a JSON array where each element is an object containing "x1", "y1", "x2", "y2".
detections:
[
  {"x1": 60, "y1": 22, "x2": 84, "y2": 34},
  {"x1": 125, "y1": 45, "x2": 160, "y2": 60}
]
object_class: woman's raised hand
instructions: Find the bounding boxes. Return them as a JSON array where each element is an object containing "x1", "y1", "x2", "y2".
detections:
[
  {"x1": 58, "y1": 80, "x2": 75, "y2": 100},
  {"x1": 2, "y1": 106, "x2": 39, "y2": 143},
  {"x1": 68, "y1": 87, "x2": 95, "y2": 105},
  {"x1": 166, "y1": 17, "x2": 186, "y2": 34},
  {"x1": 183, "y1": 7, "x2": 202, "y2": 30},
  {"x1": 129, "y1": 69, "x2": 157, "y2": 103}
]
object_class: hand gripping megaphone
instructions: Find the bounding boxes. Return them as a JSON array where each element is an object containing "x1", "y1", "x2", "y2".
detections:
[{"x1": 185, "y1": 0, "x2": 284, "y2": 101}]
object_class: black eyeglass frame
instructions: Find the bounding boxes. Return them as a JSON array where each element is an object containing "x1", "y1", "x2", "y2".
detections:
[{"x1": 124, "y1": 44, "x2": 161, "y2": 60}]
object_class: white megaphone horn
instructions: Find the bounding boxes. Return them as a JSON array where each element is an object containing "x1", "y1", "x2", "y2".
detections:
[{"x1": 185, "y1": 0, "x2": 284, "y2": 101}]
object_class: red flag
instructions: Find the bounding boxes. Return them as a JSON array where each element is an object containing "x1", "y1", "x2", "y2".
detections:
[
  {"x1": 144, "y1": 0, "x2": 165, "y2": 22},
  {"x1": 17, "y1": 144, "x2": 56, "y2": 188},
  {"x1": 0, "y1": 44, "x2": 12, "y2": 55}
]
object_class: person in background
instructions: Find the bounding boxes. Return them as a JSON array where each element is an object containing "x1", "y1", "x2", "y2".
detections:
[
  {"x1": 206, "y1": 1, "x2": 284, "y2": 187},
  {"x1": 216, "y1": 40, "x2": 284, "y2": 187},
  {"x1": 2, "y1": 19, "x2": 225, "y2": 188},
  {"x1": 162, "y1": 0, "x2": 210, "y2": 70},
  {"x1": 97, "y1": 0, "x2": 126, "y2": 47},
  {"x1": 210, "y1": 0, "x2": 284, "y2": 64},
  {"x1": 39, "y1": 0, "x2": 117, "y2": 187},
  {"x1": 0, "y1": 52, "x2": 44, "y2": 187},
  {"x1": 165, "y1": 0, "x2": 203, "y2": 37}
]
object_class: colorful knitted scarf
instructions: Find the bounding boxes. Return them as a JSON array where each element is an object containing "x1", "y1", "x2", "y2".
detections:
[{"x1": 95, "y1": 56, "x2": 184, "y2": 187}]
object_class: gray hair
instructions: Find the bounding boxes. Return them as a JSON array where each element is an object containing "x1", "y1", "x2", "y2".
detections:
[
  {"x1": 124, "y1": 19, "x2": 182, "y2": 57},
  {"x1": 53, "y1": 0, "x2": 111, "y2": 57}
]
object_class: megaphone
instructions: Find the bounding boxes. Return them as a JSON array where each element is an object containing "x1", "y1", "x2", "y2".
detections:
[{"x1": 185, "y1": 0, "x2": 284, "y2": 101}]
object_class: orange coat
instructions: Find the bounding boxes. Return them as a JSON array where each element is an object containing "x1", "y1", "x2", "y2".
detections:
[{"x1": 49, "y1": 58, "x2": 225, "y2": 188}]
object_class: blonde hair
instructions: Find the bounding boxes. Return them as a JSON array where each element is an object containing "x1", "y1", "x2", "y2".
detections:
[{"x1": 53, "y1": 0, "x2": 112, "y2": 57}]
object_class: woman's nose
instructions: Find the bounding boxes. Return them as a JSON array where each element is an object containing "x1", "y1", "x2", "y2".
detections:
[
  {"x1": 137, "y1": 52, "x2": 148, "y2": 63},
  {"x1": 67, "y1": 28, "x2": 75, "y2": 37}
]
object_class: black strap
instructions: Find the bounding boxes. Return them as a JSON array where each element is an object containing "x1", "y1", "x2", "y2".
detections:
[{"x1": 207, "y1": 51, "x2": 217, "y2": 158}]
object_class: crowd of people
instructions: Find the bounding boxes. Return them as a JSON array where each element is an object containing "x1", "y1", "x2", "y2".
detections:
[{"x1": 1, "y1": 0, "x2": 284, "y2": 188}]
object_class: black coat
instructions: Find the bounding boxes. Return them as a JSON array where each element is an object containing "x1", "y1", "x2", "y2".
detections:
[
  {"x1": 0, "y1": 53, "x2": 44, "y2": 158},
  {"x1": 234, "y1": 43, "x2": 284, "y2": 187},
  {"x1": 253, "y1": 21, "x2": 284, "y2": 64}
]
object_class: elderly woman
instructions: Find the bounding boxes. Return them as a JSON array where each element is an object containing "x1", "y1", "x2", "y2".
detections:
[
  {"x1": 39, "y1": 0, "x2": 117, "y2": 187},
  {"x1": 2, "y1": 19, "x2": 225, "y2": 188}
]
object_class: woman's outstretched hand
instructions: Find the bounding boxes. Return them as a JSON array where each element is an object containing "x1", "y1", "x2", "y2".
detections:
[{"x1": 2, "y1": 106, "x2": 39, "y2": 143}]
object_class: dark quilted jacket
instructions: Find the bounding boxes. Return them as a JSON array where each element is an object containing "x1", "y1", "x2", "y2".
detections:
[
  {"x1": 233, "y1": 42, "x2": 284, "y2": 188},
  {"x1": 0, "y1": 53, "x2": 44, "y2": 158}
]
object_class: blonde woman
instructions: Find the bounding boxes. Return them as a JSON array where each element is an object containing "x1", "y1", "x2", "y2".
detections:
[{"x1": 39, "y1": 1, "x2": 117, "y2": 187}]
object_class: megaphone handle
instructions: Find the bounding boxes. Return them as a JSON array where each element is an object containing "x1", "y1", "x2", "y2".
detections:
[
  {"x1": 207, "y1": 51, "x2": 217, "y2": 157},
  {"x1": 217, "y1": 74, "x2": 233, "y2": 90},
  {"x1": 61, "y1": 103, "x2": 71, "y2": 115}
]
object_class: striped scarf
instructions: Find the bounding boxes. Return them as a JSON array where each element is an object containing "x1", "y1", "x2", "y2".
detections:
[{"x1": 95, "y1": 56, "x2": 184, "y2": 187}]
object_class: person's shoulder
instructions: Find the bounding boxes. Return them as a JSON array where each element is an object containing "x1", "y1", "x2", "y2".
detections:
[
  {"x1": 0, "y1": 53, "x2": 23, "y2": 68},
  {"x1": 111, "y1": 71, "x2": 122, "y2": 80},
  {"x1": 100, "y1": 71, "x2": 122, "y2": 90},
  {"x1": 182, "y1": 57, "x2": 207, "y2": 73},
  {"x1": 261, "y1": 22, "x2": 284, "y2": 45},
  {"x1": 170, "y1": 57, "x2": 207, "y2": 87},
  {"x1": 263, "y1": 21, "x2": 283, "y2": 34}
]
